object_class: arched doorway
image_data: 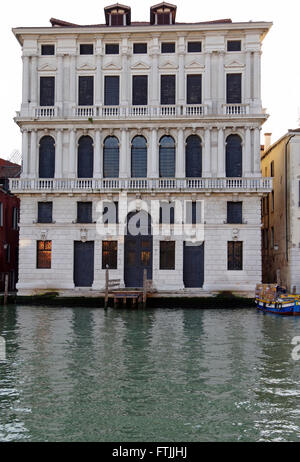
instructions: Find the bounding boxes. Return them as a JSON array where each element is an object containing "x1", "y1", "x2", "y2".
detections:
[{"x1": 124, "y1": 210, "x2": 153, "y2": 288}]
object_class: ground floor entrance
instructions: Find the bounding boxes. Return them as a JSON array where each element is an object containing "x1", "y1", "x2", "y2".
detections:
[
  {"x1": 183, "y1": 242, "x2": 204, "y2": 288},
  {"x1": 74, "y1": 241, "x2": 94, "y2": 287}
]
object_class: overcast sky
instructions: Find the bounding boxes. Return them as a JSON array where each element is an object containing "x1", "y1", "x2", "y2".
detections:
[{"x1": 1, "y1": 0, "x2": 299, "y2": 161}]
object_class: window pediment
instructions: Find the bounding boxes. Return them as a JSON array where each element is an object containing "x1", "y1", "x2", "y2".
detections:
[
  {"x1": 38, "y1": 63, "x2": 57, "y2": 72},
  {"x1": 130, "y1": 61, "x2": 150, "y2": 70},
  {"x1": 185, "y1": 61, "x2": 205, "y2": 70},
  {"x1": 102, "y1": 62, "x2": 122, "y2": 71},
  {"x1": 76, "y1": 63, "x2": 97, "y2": 71},
  {"x1": 225, "y1": 60, "x2": 245, "y2": 69},
  {"x1": 159, "y1": 60, "x2": 178, "y2": 70}
]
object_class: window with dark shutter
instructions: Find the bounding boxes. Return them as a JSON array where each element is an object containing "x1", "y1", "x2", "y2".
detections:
[
  {"x1": 40, "y1": 77, "x2": 55, "y2": 106},
  {"x1": 132, "y1": 75, "x2": 148, "y2": 106},
  {"x1": 78, "y1": 136, "x2": 93, "y2": 178},
  {"x1": 39, "y1": 136, "x2": 55, "y2": 178},
  {"x1": 41, "y1": 45, "x2": 55, "y2": 55},
  {"x1": 160, "y1": 75, "x2": 175, "y2": 105},
  {"x1": 227, "y1": 40, "x2": 241, "y2": 52},
  {"x1": 187, "y1": 75, "x2": 202, "y2": 104},
  {"x1": 186, "y1": 135, "x2": 202, "y2": 178},
  {"x1": 78, "y1": 76, "x2": 94, "y2": 106},
  {"x1": 102, "y1": 241, "x2": 118, "y2": 269},
  {"x1": 157, "y1": 13, "x2": 171, "y2": 25},
  {"x1": 159, "y1": 136, "x2": 175, "y2": 178},
  {"x1": 133, "y1": 43, "x2": 147, "y2": 54},
  {"x1": 103, "y1": 202, "x2": 118, "y2": 224},
  {"x1": 227, "y1": 202, "x2": 242, "y2": 224},
  {"x1": 161, "y1": 42, "x2": 175, "y2": 53},
  {"x1": 159, "y1": 202, "x2": 175, "y2": 224},
  {"x1": 105, "y1": 44, "x2": 119, "y2": 54},
  {"x1": 131, "y1": 136, "x2": 147, "y2": 178},
  {"x1": 103, "y1": 136, "x2": 119, "y2": 178},
  {"x1": 160, "y1": 241, "x2": 175, "y2": 270},
  {"x1": 104, "y1": 76, "x2": 120, "y2": 106},
  {"x1": 226, "y1": 135, "x2": 242, "y2": 178},
  {"x1": 38, "y1": 202, "x2": 53, "y2": 224},
  {"x1": 80, "y1": 44, "x2": 94, "y2": 55},
  {"x1": 228, "y1": 241, "x2": 243, "y2": 270},
  {"x1": 37, "y1": 241, "x2": 52, "y2": 269},
  {"x1": 188, "y1": 42, "x2": 202, "y2": 53},
  {"x1": 77, "y1": 202, "x2": 93, "y2": 223},
  {"x1": 226, "y1": 74, "x2": 242, "y2": 104},
  {"x1": 186, "y1": 201, "x2": 201, "y2": 224},
  {"x1": 111, "y1": 14, "x2": 123, "y2": 26}
]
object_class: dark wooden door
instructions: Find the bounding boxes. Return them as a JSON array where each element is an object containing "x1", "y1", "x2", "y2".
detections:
[
  {"x1": 74, "y1": 241, "x2": 94, "y2": 287},
  {"x1": 183, "y1": 242, "x2": 204, "y2": 288},
  {"x1": 124, "y1": 236, "x2": 152, "y2": 287}
]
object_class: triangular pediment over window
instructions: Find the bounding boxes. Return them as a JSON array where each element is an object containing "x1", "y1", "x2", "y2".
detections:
[
  {"x1": 185, "y1": 61, "x2": 205, "y2": 69},
  {"x1": 131, "y1": 61, "x2": 150, "y2": 70},
  {"x1": 77, "y1": 63, "x2": 97, "y2": 71},
  {"x1": 225, "y1": 60, "x2": 245, "y2": 69},
  {"x1": 102, "y1": 62, "x2": 122, "y2": 71},
  {"x1": 159, "y1": 61, "x2": 178, "y2": 70},
  {"x1": 38, "y1": 63, "x2": 57, "y2": 72}
]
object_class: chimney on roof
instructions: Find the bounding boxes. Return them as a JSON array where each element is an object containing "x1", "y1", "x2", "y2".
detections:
[{"x1": 264, "y1": 133, "x2": 272, "y2": 150}]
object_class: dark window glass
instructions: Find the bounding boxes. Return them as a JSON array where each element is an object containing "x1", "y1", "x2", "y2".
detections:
[
  {"x1": 37, "y1": 240, "x2": 52, "y2": 269},
  {"x1": 78, "y1": 136, "x2": 93, "y2": 178},
  {"x1": 80, "y1": 44, "x2": 94, "y2": 55},
  {"x1": 227, "y1": 40, "x2": 241, "y2": 52},
  {"x1": 186, "y1": 135, "x2": 202, "y2": 178},
  {"x1": 270, "y1": 161, "x2": 274, "y2": 177},
  {"x1": 188, "y1": 42, "x2": 202, "y2": 53},
  {"x1": 160, "y1": 241, "x2": 175, "y2": 270},
  {"x1": 103, "y1": 202, "x2": 118, "y2": 224},
  {"x1": 226, "y1": 73, "x2": 242, "y2": 104},
  {"x1": 38, "y1": 202, "x2": 53, "y2": 224},
  {"x1": 105, "y1": 44, "x2": 119, "y2": 54},
  {"x1": 104, "y1": 76, "x2": 120, "y2": 106},
  {"x1": 161, "y1": 42, "x2": 175, "y2": 53},
  {"x1": 78, "y1": 76, "x2": 94, "y2": 106},
  {"x1": 132, "y1": 75, "x2": 148, "y2": 105},
  {"x1": 161, "y1": 75, "x2": 175, "y2": 105},
  {"x1": 159, "y1": 136, "x2": 175, "y2": 178},
  {"x1": 103, "y1": 136, "x2": 119, "y2": 178},
  {"x1": 227, "y1": 202, "x2": 242, "y2": 224},
  {"x1": 226, "y1": 135, "x2": 242, "y2": 178},
  {"x1": 12, "y1": 207, "x2": 18, "y2": 229},
  {"x1": 133, "y1": 43, "x2": 147, "y2": 54},
  {"x1": 160, "y1": 202, "x2": 175, "y2": 224},
  {"x1": 40, "y1": 77, "x2": 55, "y2": 106},
  {"x1": 102, "y1": 241, "x2": 118, "y2": 269},
  {"x1": 186, "y1": 201, "x2": 201, "y2": 224},
  {"x1": 39, "y1": 136, "x2": 55, "y2": 178},
  {"x1": 131, "y1": 136, "x2": 147, "y2": 178},
  {"x1": 77, "y1": 202, "x2": 92, "y2": 223},
  {"x1": 41, "y1": 45, "x2": 55, "y2": 55},
  {"x1": 228, "y1": 241, "x2": 243, "y2": 270},
  {"x1": 187, "y1": 75, "x2": 202, "y2": 104}
]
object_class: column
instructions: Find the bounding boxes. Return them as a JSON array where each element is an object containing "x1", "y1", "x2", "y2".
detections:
[
  {"x1": 245, "y1": 51, "x2": 251, "y2": 103},
  {"x1": 150, "y1": 128, "x2": 159, "y2": 178},
  {"x1": 121, "y1": 38, "x2": 129, "y2": 107},
  {"x1": 95, "y1": 53, "x2": 103, "y2": 108},
  {"x1": 218, "y1": 52, "x2": 225, "y2": 113},
  {"x1": 176, "y1": 128, "x2": 185, "y2": 178},
  {"x1": 203, "y1": 128, "x2": 211, "y2": 177},
  {"x1": 178, "y1": 52, "x2": 185, "y2": 105},
  {"x1": 55, "y1": 129, "x2": 63, "y2": 178},
  {"x1": 69, "y1": 54, "x2": 76, "y2": 115},
  {"x1": 217, "y1": 127, "x2": 225, "y2": 177},
  {"x1": 57, "y1": 54, "x2": 64, "y2": 114},
  {"x1": 21, "y1": 55, "x2": 30, "y2": 112},
  {"x1": 30, "y1": 55, "x2": 38, "y2": 110},
  {"x1": 69, "y1": 129, "x2": 76, "y2": 178},
  {"x1": 119, "y1": 129, "x2": 128, "y2": 178},
  {"x1": 253, "y1": 51, "x2": 262, "y2": 109},
  {"x1": 21, "y1": 129, "x2": 29, "y2": 177},
  {"x1": 253, "y1": 127, "x2": 261, "y2": 175},
  {"x1": 244, "y1": 127, "x2": 252, "y2": 176},
  {"x1": 29, "y1": 129, "x2": 37, "y2": 178},
  {"x1": 94, "y1": 129, "x2": 103, "y2": 178},
  {"x1": 150, "y1": 37, "x2": 160, "y2": 107},
  {"x1": 204, "y1": 51, "x2": 212, "y2": 111}
]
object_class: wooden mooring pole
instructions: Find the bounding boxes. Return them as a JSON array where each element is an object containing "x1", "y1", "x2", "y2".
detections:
[
  {"x1": 143, "y1": 269, "x2": 147, "y2": 308},
  {"x1": 3, "y1": 274, "x2": 9, "y2": 306},
  {"x1": 105, "y1": 268, "x2": 109, "y2": 309}
]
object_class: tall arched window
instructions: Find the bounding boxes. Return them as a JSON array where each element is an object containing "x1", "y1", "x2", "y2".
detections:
[
  {"x1": 186, "y1": 135, "x2": 202, "y2": 178},
  {"x1": 39, "y1": 136, "x2": 55, "y2": 178},
  {"x1": 159, "y1": 136, "x2": 175, "y2": 178},
  {"x1": 226, "y1": 134, "x2": 242, "y2": 178},
  {"x1": 78, "y1": 136, "x2": 94, "y2": 178},
  {"x1": 131, "y1": 136, "x2": 147, "y2": 178},
  {"x1": 103, "y1": 136, "x2": 119, "y2": 178}
]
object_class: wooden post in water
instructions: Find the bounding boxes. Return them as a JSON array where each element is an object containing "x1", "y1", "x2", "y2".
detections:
[
  {"x1": 3, "y1": 274, "x2": 9, "y2": 305},
  {"x1": 143, "y1": 269, "x2": 147, "y2": 308},
  {"x1": 105, "y1": 267, "x2": 109, "y2": 309}
]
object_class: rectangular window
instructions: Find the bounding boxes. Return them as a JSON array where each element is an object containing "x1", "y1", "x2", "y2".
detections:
[
  {"x1": 0, "y1": 203, "x2": 3, "y2": 226},
  {"x1": 133, "y1": 43, "x2": 147, "y2": 54},
  {"x1": 111, "y1": 14, "x2": 124, "y2": 26},
  {"x1": 105, "y1": 44, "x2": 119, "y2": 54},
  {"x1": 227, "y1": 40, "x2": 241, "y2": 52},
  {"x1": 38, "y1": 202, "x2": 53, "y2": 224},
  {"x1": 226, "y1": 73, "x2": 242, "y2": 104},
  {"x1": 161, "y1": 42, "x2": 175, "y2": 53},
  {"x1": 12, "y1": 207, "x2": 18, "y2": 229},
  {"x1": 102, "y1": 241, "x2": 118, "y2": 269},
  {"x1": 157, "y1": 13, "x2": 171, "y2": 25},
  {"x1": 40, "y1": 76, "x2": 55, "y2": 106},
  {"x1": 80, "y1": 44, "x2": 94, "y2": 55},
  {"x1": 78, "y1": 76, "x2": 94, "y2": 106},
  {"x1": 227, "y1": 202, "x2": 243, "y2": 224},
  {"x1": 186, "y1": 201, "x2": 201, "y2": 224},
  {"x1": 187, "y1": 75, "x2": 202, "y2": 104},
  {"x1": 161, "y1": 75, "x2": 176, "y2": 105},
  {"x1": 160, "y1": 241, "x2": 175, "y2": 270},
  {"x1": 104, "y1": 76, "x2": 120, "y2": 106},
  {"x1": 41, "y1": 45, "x2": 55, "y2": 55},
  {"x1": 132, "y1": 75, "x2": 148, "y2": 106},
  {"x1": 270, "y1": 161, "x2": 274, "y2": 177},
  {"x1": 188, "y1": 42, "x2": 202, "y2": 53},
  {"x1": 37, "y1": 240, "x2": 52, "y2": 269},
  {"x1": 159, "y1": 202, "x2": 175, "y2": 224},
  {"x1": 228, "y1": 241, "x2": 243, "y2": 271},
  {"x1": 77, "y1": 202, "x2": 93, "y2": 224},
  {"x1": 103, "y1": 202, "x2": 118, "y2": 224}
]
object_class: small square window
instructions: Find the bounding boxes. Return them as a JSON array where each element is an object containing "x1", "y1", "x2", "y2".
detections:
[
  {"x1": 133, "y1": 43, "x2": 147, "y2": 54},
  {"x1": 80, "y1": 44, "x2": 94, "y2": 55},
  {"x1": 77, "y1": 202, "x2": 93, "y2": 224},
  {"x1": 161, "y1": 42, "x2": 175, "y2": 53},
  {"x1": 41, "y1": 45, "x2": 55, "y2": 55},
  {"x1": 227, "y1": 202, "x2": 243, "y2": 224},
  {"x1": 105, "y1": 44, "x2": 119, "y2": 54},
  {"x1": 187, "y1": 42, "x2": 202, "y2": 53},
  {"x1": 227, "y1": 40, "x2": 241, "y2": 52},
  {"x1": 38, "y1": 202, "x2": 53, "y2": 224}
]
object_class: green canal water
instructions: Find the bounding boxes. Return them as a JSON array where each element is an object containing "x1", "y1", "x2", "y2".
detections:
[{"x1": 0, "y1": 305, "x2": 300, "y2": 442}]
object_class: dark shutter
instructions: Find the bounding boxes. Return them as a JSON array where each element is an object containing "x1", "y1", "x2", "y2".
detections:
[
  {"x1": 159, "y1": 136, "x2": 175, "y2": 177},
  {"x1": 41, "y1": 45, "x2": 55, "y2": 55},
  {"x1": 160, "y1": 241, "x2": 175, "y2": 270},
  {"x1": 38, "y1": 202, "x2": 53, "y2": 224},
  {"x1": 102, "y1": 241, "x2": 118, "y2": 269},
  {"x1": 111, "y1": 15, "x2": 123, "y2": 26},
  {"x1": 157, "y1": 13, "x2": 171, "y2": 25},
  {"x1": 131, "y1": 136, "x2": 147, "y2": 178},
  {"x1": 187, "y1": 75, "x2": 202, "y2": 104},
  {"x1": 227, "y1": 40, "x2": 241, "y2": 52},
  {"x1": 159, "y1": 203, "x2": 175, "y2": 224},
  {"x1": 103, "y1": 202, "x2": 119, "y2": 224},
  {"x1": 39, "y1": 136, "x2": 55, "y2": 178},
  {"x1": 161, "y1": 75, "x2": 176, "y2": 105},
  {"x1": 105, "y1": 44, "x2": 119, "y2": 54},
  {"x1": 228, "y1": 241, "x2": 243, "y2": 270},
  {"x1": 104, "y1": 76, "x2": 120, "y2": 106},
  {"x1": 78, "y1": 76, "x2": 94, "y2": 106},
  {"x1": 186, "y1": 135, "x2": 202, "y2": 178},
  {"x1": 226, "y1": 135, "x2": 242, "y2": 178},
  {"x1": 103, "y1": 137, "x2": 119, "y2": 178},
  {"x1": 187, "y1": 42, "x2": 202, "y2": 53},
  {"x1": 77, "y1": 202, "x2": 92, "y2": 223},
  {"x1": 40, "y1": 77, "x2": 55, "y2": 106},
  {"x1": 132, "y1": 76, "x2": 148, "y2": 105},
  {"x1": 78, "y1": 136, "x2": 93, "y2": 178},
  {"x1": 227, "y1": 202, "x2": 243, "y2": 224},
  {"x1": 226, "y1": 74, "x2": 242, "y2": 104},
  {"x1": 161, "y1": 42, "x2": 175, "y2": 53},
  {"x1": 133, "y1": 43, "x2": 147, "y2": 54},
  {"x1": 80, "y1": 44, "x2": 94, "y2": 55}
]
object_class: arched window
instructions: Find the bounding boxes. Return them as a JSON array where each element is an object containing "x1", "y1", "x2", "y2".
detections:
[
  {"x1": 103, "y1": 136, "x2": 119, "y2": 178},
  {"x1": 131, "y1": 136, "x2": 147, "y2": 178},
  {"x1": 226, "y1": 135, "x2": 242, "y2": 178},
  {"x1": 186, "y1": 135, "x2": 202, "y2": 178},
  {"x1": 78, "y1": 136, "x2": 93, "y2": 178},
  {"x1": 159, "y1": 136, "x2": 175, "y2": 178},
  {"x1": 39, "y1": 136, "x2": 55, "y2": 178}
]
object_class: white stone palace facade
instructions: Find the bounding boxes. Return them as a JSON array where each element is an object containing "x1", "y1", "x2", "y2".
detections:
[{"x1": 10, "y1": 3, "x2": 272, "y2": 297}]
